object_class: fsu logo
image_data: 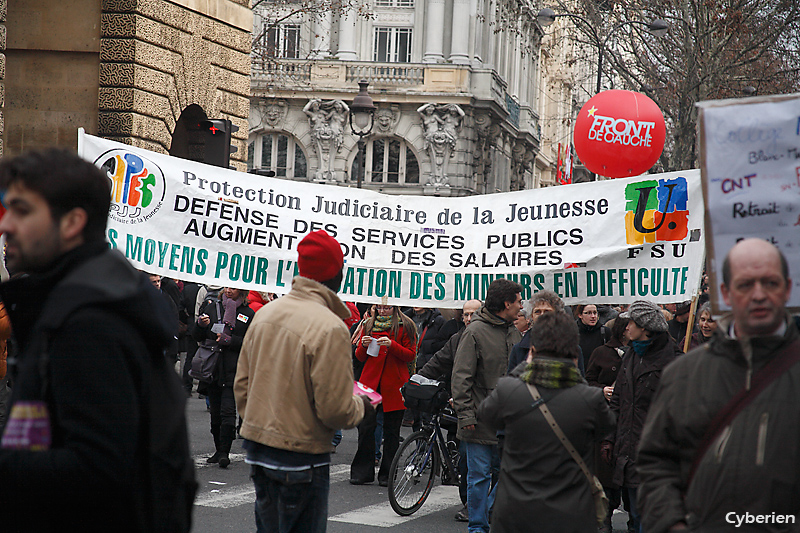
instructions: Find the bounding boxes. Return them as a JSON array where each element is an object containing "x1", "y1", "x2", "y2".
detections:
[
  {"x1": 625, "y1": 177, "x2": 689, "y2": 245},
  {"x1": 95, "y1": 151, "x2": 166, "y2": 224}
]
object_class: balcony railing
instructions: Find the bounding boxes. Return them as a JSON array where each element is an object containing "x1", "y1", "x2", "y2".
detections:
[
  {"x1": 345, "y1": 63, "x2": 424, "y2": 85},
  {"x1": 251, "y1": 58, "x2": 431, "y2": 89},
  {"x1": 251, "y1": 58, "x2": 312, "y2": 84}
]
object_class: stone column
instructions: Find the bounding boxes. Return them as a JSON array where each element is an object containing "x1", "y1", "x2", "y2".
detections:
[
  {"x1": 422, "y1": 0, "x2": 445, "y2": 63},
  {"x1": 449, "y1": 0, "x2": 471, "y2": 64},
  {"x1": 312, "y1": 11, "x2": 332, "y2": 58},
  {"x1": 468, "y1": 0, "x2": 482, "y2": 66},
  {"x1": 336, "y1": 7, "x2": 358, "y2": 60}
]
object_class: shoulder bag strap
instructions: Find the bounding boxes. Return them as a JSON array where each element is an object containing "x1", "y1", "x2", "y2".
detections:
[
  {"x1": 418, "y1": 325, "x2": 429, "y2": 355},
  {"x1": 687, "y1": 337, "x2": 800, "y2": 487},
  {"x1": 526, "y1": 383, "x2": 596, "y2": 485}
]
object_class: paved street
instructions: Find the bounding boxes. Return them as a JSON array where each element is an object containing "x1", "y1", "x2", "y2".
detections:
[
  {"x1": 187, "y1": 391, "x2": 632, "y2": 532},
  {"x1": 187, "y1": 394, "x2": 466, "y2": 532}
]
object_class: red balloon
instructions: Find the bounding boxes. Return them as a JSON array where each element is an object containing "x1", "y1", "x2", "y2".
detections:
[{"x1": 573, "y1": 90, "x2": 666, "y2": 178}]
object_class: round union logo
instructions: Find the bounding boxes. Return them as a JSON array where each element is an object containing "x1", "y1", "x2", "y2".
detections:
[{"x1": 95, "y1": 150, "x2": 166, "y2": 224}]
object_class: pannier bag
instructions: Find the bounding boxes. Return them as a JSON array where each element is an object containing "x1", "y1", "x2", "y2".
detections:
[{"x1": 401, "y1": 374, "x2": 450, "y2": 413}]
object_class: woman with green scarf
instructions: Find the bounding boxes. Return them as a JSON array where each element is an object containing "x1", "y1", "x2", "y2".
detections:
[
  {"x1": 350, "y1": 304, "x2": 417, "y2": 486},
  {"x1": 478, "y1": 311, "x2": 615, "y2": 532}
]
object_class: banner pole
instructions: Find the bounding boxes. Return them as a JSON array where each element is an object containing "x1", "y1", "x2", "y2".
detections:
[{"x1": 683, "y1": 295, "x2": 699, "y2": 353}]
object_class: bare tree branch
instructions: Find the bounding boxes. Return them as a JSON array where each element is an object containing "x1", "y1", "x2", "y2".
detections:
[{"x1": 567, "y1": 0, "x2": 800, "y2": 170}]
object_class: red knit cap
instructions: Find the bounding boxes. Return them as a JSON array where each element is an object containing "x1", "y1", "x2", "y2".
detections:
[{"x1": 297, "y1": 230, "x2": 344, "y2": 282}]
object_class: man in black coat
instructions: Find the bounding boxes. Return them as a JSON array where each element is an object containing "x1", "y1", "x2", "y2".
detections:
[
  {"x1": 0, "y1": 149, "x2": 194, "y2": 532},
  {"x1": 667, "y1": 300, "x2": 691, "y2": 344},
  {"x1": 417, "y1": 300, "x2": 481, "y2": 389},
  {"x1": 406, "y1": 307, "x2": 446, "y2": 428},
  {"x1": 638, "y1": 240, "x2": 799, "y2": 533},
  {"x1": 147, "y1": 273, "x2": 180, "y2": 364},
  {"x1": 508, "y1": 290, "x2": 569, "y2": 373},
  {"x1": 410, "y1": 307, "x2": 447, "y2": 371},
  {"x1": 603, "y1": 300, "x2": 680, "y2": 533}
]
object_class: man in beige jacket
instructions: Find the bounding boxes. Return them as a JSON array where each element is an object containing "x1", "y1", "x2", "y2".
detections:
[{"x1": 235, "y1": 230, "x2": 373, "y2": 533}]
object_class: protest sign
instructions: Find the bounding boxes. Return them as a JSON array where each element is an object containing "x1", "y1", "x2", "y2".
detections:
[
  {"x1": 78, "y1": 130, "x2": 705, "y2": 307},
  {"x1": 698, "y1": 93, "x2": 800, "y2": 311}
]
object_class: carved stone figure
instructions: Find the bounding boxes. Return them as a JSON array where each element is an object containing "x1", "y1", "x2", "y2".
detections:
[
  {"x1": 474, "y1": 113, "x2": 492, "y2": 138},
  {"x1": 375, "y1": 105, "x2": 400, "y2": 134},
  {"x1": 510, "y1": 141, "x2": 526, "y2": 191},
  {"x1": 510, "y1": 140, "x2": 535, "y2": 191},
  {"x1": 303, "y1": 99, "x2": 349, "y2": 182},
  {"x1": 442, "y1": 104, "x2": 465, "y2": 144},
  {"x1": 263, "y1": 100, "x2": 288, "y2": 128},
  {"x1": 416, "y1": 103, "x2": 465, "y2": 186},
  {"x1": 473, "y1": 113, "x2": 494, "y2": 193}
]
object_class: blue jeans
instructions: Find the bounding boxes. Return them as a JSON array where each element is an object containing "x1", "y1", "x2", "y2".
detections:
[
  {"x1": 464, "y1": 441, "x2": 500, "y2": 533},
  {"x1": 331, "y1": 429, "x2": 342, "y2": 447},
  {"x1": 252, "y1": 464, "x2": 330, "y2": 533},
  {"x1": 625, "y1": 486, "x2": 642, "y2": 533}
]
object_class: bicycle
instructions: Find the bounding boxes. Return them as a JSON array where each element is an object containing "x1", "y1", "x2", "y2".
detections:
[{"x1": 387, "y1": 404, "x2": 462, "y2": 516}]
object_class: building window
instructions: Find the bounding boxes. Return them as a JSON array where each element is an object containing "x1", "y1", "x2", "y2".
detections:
[
  {"x1": 248, "y1": 133, "x2": 307, "y2": 179},
  {"x1": 374, "y1": 28, "x2": 412, "y2": 63},
  {"x1": 351, "y1": 138, "x2": 419, "y2": 184},
  {"x1": 260, "y1": 24, "x2": 301, "y2": 59}
]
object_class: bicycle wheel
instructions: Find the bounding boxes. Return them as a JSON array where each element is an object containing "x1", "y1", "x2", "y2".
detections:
[{"x1": 388, "y1": 430, "x2": 438, "y2": 516}]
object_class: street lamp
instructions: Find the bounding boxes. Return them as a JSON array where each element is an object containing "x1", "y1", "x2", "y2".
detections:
[
  {"x1": 349, "y1": 79, "x2": 376, "y2": 188},
  {"x1": 536, "y1": 8, "x2": 668, "y2": 94}
]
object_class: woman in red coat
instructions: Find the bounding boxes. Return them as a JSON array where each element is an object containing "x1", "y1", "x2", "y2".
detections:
[{"x1": 350, "y1": 304, "x2": 417, "y2": 486}]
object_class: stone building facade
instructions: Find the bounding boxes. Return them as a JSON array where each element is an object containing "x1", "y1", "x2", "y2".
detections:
[
  {"x1": 249, "y1": 0, "x2": 544, "y2": 195},
  {"x1": 2, "y1": 0, "x2": 251, "y2": 170},
  {"x1": 534, "y1": 15, "x2": 593, "y2": 185}
]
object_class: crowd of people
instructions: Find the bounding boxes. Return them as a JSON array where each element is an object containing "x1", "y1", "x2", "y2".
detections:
[{"x1": 0, "y1": 148, "x2": 797, "y2": 533}]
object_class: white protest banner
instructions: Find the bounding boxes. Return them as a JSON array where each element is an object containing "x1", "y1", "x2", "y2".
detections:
[
  {"x1": 698, "y1": 93, "x2": 800, "y2": 311},
  {"x1": 78, "y1": 130, "x2": 705, "y2": 307}
]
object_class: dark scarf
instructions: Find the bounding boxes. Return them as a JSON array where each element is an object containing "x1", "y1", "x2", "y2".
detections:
[
  {"x1": 520, "y1": 356, "x2": 582, "y2": 389},
  {"x1": 632, "y1": 339, "x2": 653, "y2": 356},
  {"x1": 222, "y1": 293, "x2": 244, "y2": 326}
]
